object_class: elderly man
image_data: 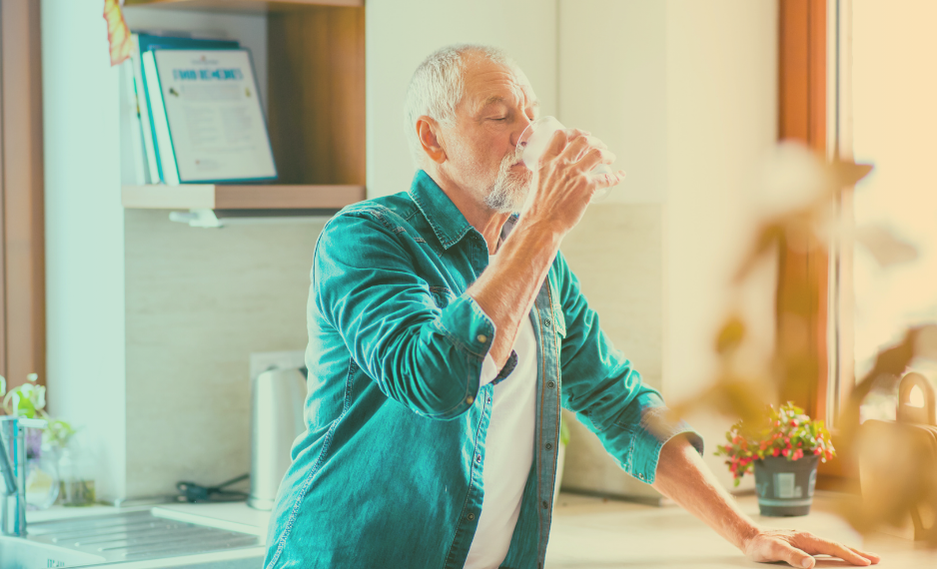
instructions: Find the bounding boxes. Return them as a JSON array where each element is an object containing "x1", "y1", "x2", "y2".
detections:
[{"x1": 264, "y1": 44, "x2": 879, "y2": 569}]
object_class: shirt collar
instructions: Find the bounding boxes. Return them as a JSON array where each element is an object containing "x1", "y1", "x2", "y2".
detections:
[{"x1": 408, "y1": 170, "x2": 474, "y2": 250}]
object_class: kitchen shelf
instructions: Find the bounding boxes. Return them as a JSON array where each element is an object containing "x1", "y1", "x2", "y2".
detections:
[
  {"x1": 122, "y1": 184, "x2": 365, "y2": 210},
  {"x1": 122, "y1": 0, "x2": 366, "y2": 211},
  {"x1": 124, "y1": 0, "x2": 363, "y2": 13}
]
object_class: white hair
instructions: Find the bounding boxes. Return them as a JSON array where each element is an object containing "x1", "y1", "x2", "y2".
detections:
[{"x1": 404, "y1": 44, "x2": 517, "y2": 168}]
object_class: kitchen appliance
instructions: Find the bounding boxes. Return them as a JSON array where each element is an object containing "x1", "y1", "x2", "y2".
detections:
[
  {"x1": 248, "y1": 367, "x2": 308, "y2": 510},
  {"x1": 858, "y1": 371, "x2": 937, "y2": 540}
]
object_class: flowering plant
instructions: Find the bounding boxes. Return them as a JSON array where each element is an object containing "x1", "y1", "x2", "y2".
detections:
[
  {"x1": 715, "y1": 401, "x2": 835, "y2": 486},
  {"x1": 1, "y1": 373, "x2": 76, "y2": 453}
]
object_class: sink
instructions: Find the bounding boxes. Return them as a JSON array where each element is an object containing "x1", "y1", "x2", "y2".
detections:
[
  {"x1": 0, "y1": 536, "x2": 105, "y2": 568},
  {"x1": 1, "y1": 509, "x2": 262, "y2": 568}
]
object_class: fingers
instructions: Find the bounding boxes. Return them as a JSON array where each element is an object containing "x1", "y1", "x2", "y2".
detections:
[
  {"x1": 576, "y1": 146, "x2": 617, "y2": 174},
  {"x1": 557, "y1": 132, "x2": 606, "y2": 166},
  {"x1": 539, "y1": 129, "x2": 569, "y2": 164},
  {"x1": 847, "y1": 546, "x2": 881, "y2": 565},
  {"x1": 595, "y1": 169, "x2": 627, "y2": 189},
  {"x1": 748, "y1": 531, "x2": 879, "y2": 568},
  {"x1": 795, "y1": 534, "x2": 875, "y2": 566},
  {"x1": 774, "y1": 540, "x2": 815, "y2": 569},
  {"x1": 539, "y1": 128, "x2": 591, "y2": 163}
]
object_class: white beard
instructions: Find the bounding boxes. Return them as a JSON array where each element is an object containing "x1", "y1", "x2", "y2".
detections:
[{"x1": 484, "y1": 152, "x2": 533, "y2": 213}]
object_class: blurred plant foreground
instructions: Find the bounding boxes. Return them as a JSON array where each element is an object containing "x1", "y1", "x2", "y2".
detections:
[{"x1": 665, "y1": 141, "x2": 937, "y2": 545}]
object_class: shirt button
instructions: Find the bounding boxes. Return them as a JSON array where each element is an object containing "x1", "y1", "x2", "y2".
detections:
[
  {"x1": 466, "y1": 395, "x2": 474, "y2": 404},
  {"x1": 467, "y1": 512, "x2": 476, "y2": 521},
  {"x1": 475, "y1": 454, "x2": 482, "y2": 463},
  {"x1": 545, "y1": 443, "x2": 553, "y2": 450},
  {"x1": 541, "y1": 501, "x2": 549, "y2": 509},
  {"x1": 476, "y1": 334, "x2": 487, "y2": 343},
  {"x1": 638, "y1": 473, "x2": 645, "y2": 480},
  {"x1": 543, "y1": 318, "x2": 552, "y2": 328},
  {"x1": 547, "y1": 381, "x2": 555, "y2": 389}
]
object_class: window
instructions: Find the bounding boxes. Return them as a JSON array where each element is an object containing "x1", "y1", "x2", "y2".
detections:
[{"x1": 837, "y1": 0, "x2": 937, "y2": 423}]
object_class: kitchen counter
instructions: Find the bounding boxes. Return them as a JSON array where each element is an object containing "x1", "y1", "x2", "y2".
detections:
[
  {"x1": 546, "y1": 491, "x2": 937, "y2": 568},
  {"x1": 22, "y1": 493, "x2": 937, "y2": 568}
]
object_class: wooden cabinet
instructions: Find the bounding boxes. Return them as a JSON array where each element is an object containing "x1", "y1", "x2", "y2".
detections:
[{"x1": 121, "y1": 0, "x2": 365, "y2": 210}]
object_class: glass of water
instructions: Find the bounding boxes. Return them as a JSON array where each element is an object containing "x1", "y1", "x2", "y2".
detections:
[{"x1": 516, "y1": 116, "x2": 618, "y2": 200}]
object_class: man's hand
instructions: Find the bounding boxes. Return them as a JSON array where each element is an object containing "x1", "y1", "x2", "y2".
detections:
[
  {"x1": 744, "y1": 529, "x2": 881, "y2": 568},
  {"x1": 521, "y1": 128, "x2": 625, "y2": 236},
  {"x1": 652, "y1": 434, "x2": 881, "y2": 568}
]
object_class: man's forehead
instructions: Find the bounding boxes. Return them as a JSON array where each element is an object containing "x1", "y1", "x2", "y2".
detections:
[{"x1": 462, "y1": 55, "x2": 538, "y2": 111}]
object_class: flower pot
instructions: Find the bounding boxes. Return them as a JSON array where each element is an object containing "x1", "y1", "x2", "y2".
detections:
[{"x1": 753, "y1": 455, "x2": 819, "y2": 516}]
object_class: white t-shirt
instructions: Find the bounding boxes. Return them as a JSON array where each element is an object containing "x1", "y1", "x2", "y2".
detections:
[{"x1": 463, "y1": 314, "x2": 537, "y2": 569}]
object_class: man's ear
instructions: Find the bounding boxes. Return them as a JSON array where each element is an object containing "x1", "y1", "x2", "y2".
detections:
[{"x1": 416, "y1": 116, "x2": 447, "y2": 164}]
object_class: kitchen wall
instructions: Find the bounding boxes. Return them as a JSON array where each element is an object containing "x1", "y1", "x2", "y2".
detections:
[
  {"x1": 557, "y1": 0, "x2": 779, "y2": 497},
  {"x1": 123, "y1": 211, "x2": 322, "y2": 498}
]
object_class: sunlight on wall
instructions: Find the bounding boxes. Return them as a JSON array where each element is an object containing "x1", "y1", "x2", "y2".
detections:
[{"x1": 852, "y1": 0, "x2": 937, "y2": 412}]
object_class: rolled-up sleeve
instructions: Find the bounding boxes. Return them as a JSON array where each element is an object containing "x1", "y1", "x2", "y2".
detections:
[
  {"x1": 313, "y1": 210, "x2": 494, "y2": 420},
  {"x1": 552, "y1": 251, "x2": 704, "y2": 484}
]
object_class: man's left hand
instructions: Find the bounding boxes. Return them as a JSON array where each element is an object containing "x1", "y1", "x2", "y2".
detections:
[{"x1": 744, "y1": 528, "x2": 881, "y2": 568}]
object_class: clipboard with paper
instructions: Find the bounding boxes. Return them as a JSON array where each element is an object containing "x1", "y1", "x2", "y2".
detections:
[{"x1": 144, "y1": 48, "x2": 277, "y2": 185}]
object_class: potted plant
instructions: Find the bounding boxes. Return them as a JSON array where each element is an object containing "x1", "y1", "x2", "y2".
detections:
[
  {"x1": 715, "y1": 401, "x2": 835, "y2": 516},
  {"x1": 1, "y1": 373, "x2": 83, "y2": 508}
]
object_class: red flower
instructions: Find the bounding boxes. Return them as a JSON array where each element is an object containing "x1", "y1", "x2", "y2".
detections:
[{"x1": 772, "y1": 448, "x2": 780, "y2": 457}]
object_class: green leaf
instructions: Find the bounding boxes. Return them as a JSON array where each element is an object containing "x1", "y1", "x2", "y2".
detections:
[{"x1": 560, "y1": 414, "x2": 571, "y2": 446}]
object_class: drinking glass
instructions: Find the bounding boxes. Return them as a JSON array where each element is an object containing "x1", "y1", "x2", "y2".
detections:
[{"x1": 516, "y1": 116, "x2": 618, "y2": 200}]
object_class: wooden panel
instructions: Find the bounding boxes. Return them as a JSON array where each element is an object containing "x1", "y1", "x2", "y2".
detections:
[
  {"x1": 0, "y1": 1, "x2": 6, "y2": 380},
  {"x1": 213, "y1": 184, "x2": 364, "y2": 208},
  {"x1": 779, "y1": 0, "x2": 826, "y2": 150},
  {"x1": 0, "y1": 0, "x2": 45, "y2": 389},
  {"x1": 268, "y1": 6, "x2": 365, "y2": 185},
  {"x1": 124, "y1": 0, "x2": 363, "y2": 13},
  {"x1": 122, "y1": 184, "x2": 365, "y2": 209},
  {"x1": 776, "y1": 0, "x2": 828, "y2": 422},
  {"x1": 123, "y1": 185, "x2": 220, "y2": 209}
]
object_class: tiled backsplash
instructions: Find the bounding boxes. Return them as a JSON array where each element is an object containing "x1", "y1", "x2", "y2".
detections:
[{"x1": 124, "y1": 210, "x2": 325, "y2": 498}]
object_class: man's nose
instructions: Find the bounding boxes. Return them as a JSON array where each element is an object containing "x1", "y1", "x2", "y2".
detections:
[{"x1": 511, "y1": 116, "x2": 534, "y2": 148}]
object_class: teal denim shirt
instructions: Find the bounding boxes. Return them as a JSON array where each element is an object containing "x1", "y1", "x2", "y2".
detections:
[{"x1": 264, "y1": 170, "x2": 703, "y2": 569}]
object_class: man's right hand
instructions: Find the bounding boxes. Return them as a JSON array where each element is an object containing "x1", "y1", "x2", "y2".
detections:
[
  {"x1": 468, "y1": 129, "x2": 623, "y2": 370},
  {"x1": 521, "y1": 128, "x2": 625, "y2": 237}
]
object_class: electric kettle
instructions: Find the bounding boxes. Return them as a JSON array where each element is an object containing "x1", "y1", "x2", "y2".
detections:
[{"x1": 248, "y1": 367, "x2": 307, "y2": 510}]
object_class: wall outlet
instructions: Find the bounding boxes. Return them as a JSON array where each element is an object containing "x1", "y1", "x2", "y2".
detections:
[{"x1": 249, "y1": 350, "x2": 305, "y2": 383}]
